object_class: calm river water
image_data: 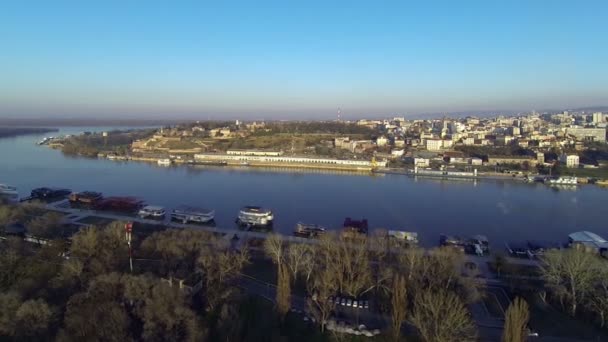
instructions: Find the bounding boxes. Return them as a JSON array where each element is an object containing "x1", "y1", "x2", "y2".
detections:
[{"x1": 1, "y1": 127, "x2": 607, "y2": 247}]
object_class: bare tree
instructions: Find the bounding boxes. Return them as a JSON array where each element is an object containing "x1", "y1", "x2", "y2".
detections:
[
  {"x1": 276, "y1": 263, "x2": 291, "y2": 318},
  {"x1": 286, "y1": 243, "x2": 311, "y2": 281},
  {"x1": 306, "y1": 256, "x2": 338, "y2": 333},
  {"x1": 263, "y1": 233, "x2": 284, "y2": 265},
  {"x1": 502, "y1": 297, "x2": 530, "y2": 342},
  {"x1": 334, "y1": 235, "x2": 374, "y2": 298},
  {"x1": 390, "y1": 274, "x2": 408, "y2": 342},
  {"x1": 197, "y1": 239, "x2": 250, "y2": 311},
  {"x1": 14, "y1": 299, "x2": 53, "y2": 338},
  {"x1": 587, "y1": 264, "x2": 608, "y2": 327},
  {"x1": 425, "y1": 247, "x2": 465, "y2": 291},
  {"x1": 410, "y1": 289, "x2": 477, "y2": 342},
  {"x1": 539, "y1": 248, "x2": 601, "y2": 316},
  {"x1": 26, "y1": 212, "x2": 65, "y2": 238},
  {"x1": 395, "y1": 246, "x2": 426, "y2": 286}
]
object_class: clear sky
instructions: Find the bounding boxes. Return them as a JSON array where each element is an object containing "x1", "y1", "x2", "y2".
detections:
[{"x1": 1, "y1": 0, "x2": 607, "y2": 120}]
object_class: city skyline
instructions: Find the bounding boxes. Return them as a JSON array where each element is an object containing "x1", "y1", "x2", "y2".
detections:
[{"x1": 1, "y1": 1, "x2": 607, "y2": 119}]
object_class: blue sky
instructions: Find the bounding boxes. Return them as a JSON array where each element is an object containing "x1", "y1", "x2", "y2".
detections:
[{"x1": 1, "y1": 1, "x2": 607, "y2": 119}]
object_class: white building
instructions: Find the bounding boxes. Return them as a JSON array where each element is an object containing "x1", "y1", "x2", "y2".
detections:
[
  {"x1": 391, "y1": 149, "x2": 404, "y2": 157},
  {"x1": 226, "y1": 150, "x2": 283, "y2": 156},
  {"x1": 559, "y1": 154, "x2": 579, "y2": 168},
  {"x1": 414, "y1": 158, "x2": 430, "y2": 167},
  {"x1": 376, "y1": 136, "x2": 388, "y2": 147},
  {"x1": 463, "y1": 137, "x2": 475, "y2": 145},
  {"x1": 593, "y1": 112, "x2": 605, "y2": 124},
  {"x1": 194, "y1": 154, "x2": 387, "y2": 168},
  {"x1": 426, "y1": 139, "x2": 443, "y2": 151},
  {"x1": 566, "y1": 127, "x2": 606, "y2": 142},
  {"x1": 470, "y1": 157, "x2": 483, "y2": 166}
]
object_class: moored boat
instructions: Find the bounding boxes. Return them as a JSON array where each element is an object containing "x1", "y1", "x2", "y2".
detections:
[
  {"x1": 548, "y1": 176, "x2": 577, "y2": 185},
  {"x1": 236, "y1": 206, "x2": 274, "y2": 227},
  {"x1": 171, "y1": 205, "x2": 215, "y2": 224},
  {"x1": 95, "y1": 196, "x2": 145, "y2": 212},
  {"x1": 69, "y1": 191, "x2": 103, "y2": 205},
  {"x1": 31, "y1": 187, "x2": 71, "y2": 200},
  {"x1": 0, "y1": 184, "x2": 19, "y2": 203},
  {"x1": 157, "y1": 159, "x2": 172, "y2": 166},
  {"x1": 388, "y1": 230, "x2": 419, "y2": 244},
  {"x1": 341, "y1": 217, "x2": 368, "y2": 238},
  {"x1": 138, "y1": 205, "x2": 166, "y2": 219},
  {"x1": 294, "y1": 222, "x2": 326, "y2": 238}
]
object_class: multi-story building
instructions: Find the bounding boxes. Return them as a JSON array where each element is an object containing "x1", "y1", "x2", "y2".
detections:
[
  {"x1": 537, "y1": 152, "x2": 545, "y2": 164},
  {"x1": 593, "y1": 112, "x2": 605, "y2": 124},
  {"x1": 566, "y1": 127, "x2": 606, "y2": 142},
  {"x1": 226, "y1": 150, "x2": 283, "y2": 156},
  {"x1": 376, "y1": 136, "x2": 388, "y2": 147},
  {"x1": 426, "y1": 139, "x2": 443, "y2": 151},
  {"x1": 559, "y1": 154, "x2": 580, "y2": 168},
  {"x1": 414, "y1": 158, "x2": 430, "y2": 167}
]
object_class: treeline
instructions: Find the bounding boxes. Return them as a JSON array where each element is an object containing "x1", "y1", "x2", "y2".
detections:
[
  {"x1": 0, "y1": 127, "x2": 58, "y2": 139},
  {"x1": 455, "y1": 144, "x2": 534, "y2": 161},
  {"x1": 61, "y1": 129, "x2": 156, "y2": 157},
  {"x1": 4, "y1": 203, "x2": 608, "y2": 341},
  {"x1": 0, "y1": 223, "x2": 326, "y2": 341},
  {"x1": 253, "y1": 122, "x2": 376, "y2": 137}
]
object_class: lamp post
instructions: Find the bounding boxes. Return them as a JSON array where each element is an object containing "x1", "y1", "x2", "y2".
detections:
[{"x1": 125, "y1": 221, "x2": 133, "y2": 273}]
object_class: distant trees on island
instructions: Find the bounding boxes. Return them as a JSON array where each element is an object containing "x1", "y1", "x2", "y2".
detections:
[{"x1": 0, "y1": 127, "x2": 58, "y2": 139}]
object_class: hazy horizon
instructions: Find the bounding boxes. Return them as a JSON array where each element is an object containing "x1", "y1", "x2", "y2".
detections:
[{"x1": 1, "y1": 1, "x2": 607, "y2": 120}]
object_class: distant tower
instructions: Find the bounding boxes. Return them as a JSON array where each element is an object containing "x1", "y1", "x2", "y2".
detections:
[{"x1": 337, "y1": 108, "x2": 342, "y2": 121}]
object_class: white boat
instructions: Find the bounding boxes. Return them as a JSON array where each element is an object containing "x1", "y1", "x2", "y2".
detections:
[
  {"x1": 388, "y1": 230, "x2": 419, "y2": 243},
  {"x1": 138, "y1": 205, "x2": 166, "y2": 219},
  {"x1": 157, "y1": 159, "x2": 172, "y2": 166},
  {"x1": 171, "y1": 205, "x2": 215, "y2": 224},
  {"x1": 548, "y1": 176, "x2": 578, "y2": 185},
  {"x1": 0, "y1": 184, "x2": 19, "y2": 203},
  {"x1": 294, "y1": 222, "x2": 326, "y2": 237},
  {"x1": 237, "y1": 206, "x2": 274, "y2": 226}
]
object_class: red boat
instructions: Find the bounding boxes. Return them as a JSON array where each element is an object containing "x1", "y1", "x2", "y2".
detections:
[
  {"x1": 95, "y1": 196, "x2": 145, "y2": 213},
  {"x1": 342, "y1": 217, "x2": 368, "y2": 238}
]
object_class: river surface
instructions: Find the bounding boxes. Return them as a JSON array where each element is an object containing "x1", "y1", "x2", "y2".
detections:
[{"x1": 1, "y1": 126, "x2": 607, "y2": 247}]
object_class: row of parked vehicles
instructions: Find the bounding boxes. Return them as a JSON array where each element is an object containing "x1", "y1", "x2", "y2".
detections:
[{"x1": 330, "y1": 296, "x2": 370, "y2": 310}]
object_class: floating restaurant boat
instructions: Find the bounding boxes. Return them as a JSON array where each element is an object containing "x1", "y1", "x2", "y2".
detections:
[
  {"x1": 341, "y1": 217, "x2": 369, "y2": 238},
  {"x1": 236, "y1": 206, "x2": 274, "y2": 227},
  {"x1": 467, "y1": 235, "x2": 490, "y2": 255},
  {"x1": 294, "y1": 222, "x2": 326, "y2": 238},
  {"x1": 388, "y1": 230, "x2": 419, "y2": 244},
  {"x1": 69, "y1": 191, "x2": 103, "y2": 205},
  {"x1": 0, "y1": 184, "x2": 19, "y2": 203},
  {"x1": 138, "y1": 205, "x2": 166, "y2": 219},
  {"x1": 171, "y1": 205, "x2": 215, "y2": 224},
  {"x1": 526, "y1": 240, "x2": 560, "y2": 258},
  {"x1": 30, "y1": 187, "x2": 71, "y2": 200},
  {"x1": 95, "y1": 196, "x2": 145, "y2": 213}
]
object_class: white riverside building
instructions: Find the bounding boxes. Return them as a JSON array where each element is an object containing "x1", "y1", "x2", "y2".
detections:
[{"x1": 194, "y1": 153, "x2": 387, "y2": 168}]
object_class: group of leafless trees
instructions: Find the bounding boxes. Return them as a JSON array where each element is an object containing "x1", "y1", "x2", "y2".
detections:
[
  {"x1": 540, "y1": 247, "x2": 608, "y2": 327},
  {"x1": 264, "y1": 232, "x2": 483, "y2": 341},
  {"x1": 0, "y1": 208, "x2": 260, "y2": 341}
]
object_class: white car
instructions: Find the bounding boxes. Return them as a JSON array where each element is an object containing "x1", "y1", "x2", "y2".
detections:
[
  {"x1": 352, "y1": 300, "x2": 359, "y2": 308},
  {"x1": 346, "y1": 299, "x2": 353, "y2": 307}
]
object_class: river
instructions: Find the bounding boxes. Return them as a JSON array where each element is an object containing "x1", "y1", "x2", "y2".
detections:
[{"x1": 1, "y1": 126, "x2": 607, "y2": 247}]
